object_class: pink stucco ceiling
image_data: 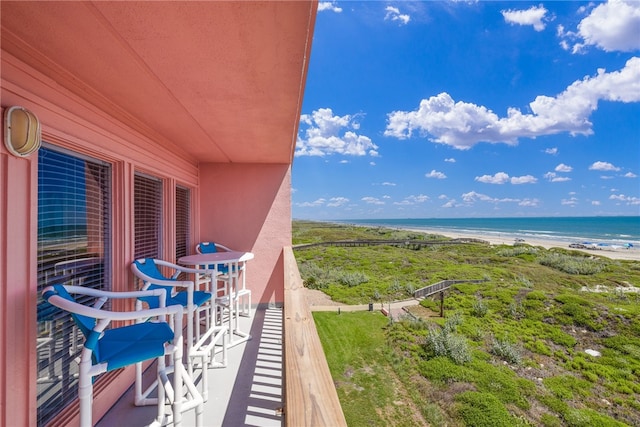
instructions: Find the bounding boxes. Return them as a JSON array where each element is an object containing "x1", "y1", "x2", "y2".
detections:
[{"x1": 1, "y1": 1, "x2": 317, "y2": 164}]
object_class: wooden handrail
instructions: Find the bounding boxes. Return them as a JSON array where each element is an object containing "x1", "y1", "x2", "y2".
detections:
[{"x1": 283, "y1": 246, "x2": 347, "y2": 426}]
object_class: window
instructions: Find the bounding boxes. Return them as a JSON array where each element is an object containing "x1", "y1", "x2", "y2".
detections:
[
  {"x1": 175, "y1": 186, "x2": 191, "y2": 259},
  {"x1": 36, "y1": 146, "x2": 111, "y2": 426},
  {"x1": 134, "y1": 173, "x2": 163, "y2": 259}
]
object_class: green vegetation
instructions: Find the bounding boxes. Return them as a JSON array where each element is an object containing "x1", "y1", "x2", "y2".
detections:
[{"x1": 296, "y1": 220, "x2": 640, "y2": 427}]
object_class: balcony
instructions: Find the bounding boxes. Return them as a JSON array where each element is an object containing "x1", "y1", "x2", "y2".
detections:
[{"x1": 95, "y1": 247, "x2": 345, "y2": 426}]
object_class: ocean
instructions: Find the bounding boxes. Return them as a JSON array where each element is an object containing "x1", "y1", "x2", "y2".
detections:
[{"x1": 337, "y1": 216, "x2": 640, "y2": 246}]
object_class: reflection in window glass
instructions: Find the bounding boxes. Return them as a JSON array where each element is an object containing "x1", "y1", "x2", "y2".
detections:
[{"x1": 36, "y1": 146, "x2": 111, "y2": 426}]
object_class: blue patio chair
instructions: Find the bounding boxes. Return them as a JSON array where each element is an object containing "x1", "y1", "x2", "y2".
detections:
[
  {"x1": 196, "y1": 242, "x2": 251, "y2": 317},
  {"x1": 131, "y1": 258, "x2": 227, "y2": 401},
  {"x1": 42, "y1": 284, "x2": 203, "y2": 427}
]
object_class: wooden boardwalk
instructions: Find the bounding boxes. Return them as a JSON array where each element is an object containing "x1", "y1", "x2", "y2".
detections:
[
  {"x1": 294, "y1": 238, "x2": 488, "y2": 251},
  {"x1": 413, "y1": 279, "x2": 488, "y2": 299}
]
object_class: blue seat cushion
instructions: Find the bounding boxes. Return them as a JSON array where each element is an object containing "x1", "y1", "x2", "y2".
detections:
[
  {"x1": 98, "y1": 322, "x2": 174, "y2": 371},
  {"x1": 140, "y1": 284, "x2": 212, "y2": 309}
]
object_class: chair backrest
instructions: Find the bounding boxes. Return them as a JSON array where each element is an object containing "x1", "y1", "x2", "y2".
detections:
[
  {"x1": 132, "y1": 258, "x2": 175, "y2": 308},
  {"x1": 196, "y1": 242, "x2": 218, "y2": 254},
  {"x1": 43, "y1": 284, "x2": 102, "y2": 358},
  {"x1": 132, "y1": 258, "x2": 168, "y2": 281}
]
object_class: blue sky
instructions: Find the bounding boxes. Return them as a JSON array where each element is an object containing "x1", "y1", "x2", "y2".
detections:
[{"x1": 291, "y1": 0, "x2": 640, "y2": 219}]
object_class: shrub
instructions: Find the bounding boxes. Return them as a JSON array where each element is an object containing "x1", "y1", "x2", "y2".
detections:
[
  {"x1": 505, "y1": 302, "x2": 524, "y2": 319},
  {"x1": 444, "y1": 312, "x2": 464, "y2": 333},
  {"x1": 425, "y1": 317, "x2": 472, "y2": 365},
  {"x1": 546, "y1": 327, "x2": 577, "y2": 348},
  {"x1": 404, "y1": 282, "x2": 416, "y2": 296},
  {"x1": 496, "y1": 246, "x2": 539, "y2": 257},
  {"x1": 472, "y1": 298, "x2": 489, "y2": 317},
  {"x1": 526, "y1": 340, "x2": 552, "y2": 356},
  {"x1": 490, "y1": 336, "x2": 522, "y2": 364},
  {"x1": 299, "y1": 261, "x2": 332, "y2": 289},
  {"x1": 526, "y1": 290, "x2": 546, "y2": 301},
  {"x1": 541, "y1": 413, "x2": 562, "y2": 427},
  {"x1": 539, "y1": 253, "x2": 607, "y2": 275},
  {"x1": 564, "y1": 408, "x2": 627, "y2": 427},
  {"x1": 543, "y1": 375, "x2": 592, "y2": 400},
  {"x1": 337, "y1": 271, "x2": 369, "y2": 287},
  {"x1": 517, "y1": 275, "x2": 534, "y2": 288},
  {"x1": 455, "y1": 392, "x2": 516, "y2": 427},
  {"x1": 417, "y1": 356, "x2": 472, "y2": 383}
]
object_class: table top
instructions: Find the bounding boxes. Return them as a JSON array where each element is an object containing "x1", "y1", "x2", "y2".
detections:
[{"x1": 178, "y1": 251, "x2": 254, "y2": 266}]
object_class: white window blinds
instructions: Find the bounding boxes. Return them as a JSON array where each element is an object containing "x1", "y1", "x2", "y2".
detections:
[
  {"x1": 134, "y1": 173, "x2": 163, "y2": 259},
  {"x1": 175, "y1": 185, "x2": 191, "y2": 259}
]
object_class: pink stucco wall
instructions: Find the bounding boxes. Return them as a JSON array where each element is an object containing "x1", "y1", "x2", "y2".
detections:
[
  {"x1": 0, "y1": 130, "x2": 39, "y2": 427},
  {"x1": 199, "y1": 162, "x2": 292, "y2": 306}
]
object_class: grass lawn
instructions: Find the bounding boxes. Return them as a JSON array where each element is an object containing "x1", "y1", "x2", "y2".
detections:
[{"x1": 314, "y1": 311, "x2": 431, "y2": 426}]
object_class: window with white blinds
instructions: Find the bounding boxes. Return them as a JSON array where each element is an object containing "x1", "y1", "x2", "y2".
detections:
[
  {"x1": 175, "y1": 186, "x2": 190, "y2": 259},
  {"x1": 36, "y1": 146, "x2": 111, "y2": 426},
  {"x1": 134, "y1": 173, "x2": 163, "y2": 259}
]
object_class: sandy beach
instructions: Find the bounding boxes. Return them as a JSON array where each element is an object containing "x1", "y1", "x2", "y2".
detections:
[{"x1": 403, "y1": 227, "x2": 640, "y2": 262}]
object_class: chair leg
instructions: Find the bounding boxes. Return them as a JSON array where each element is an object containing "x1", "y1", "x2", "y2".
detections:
[
  {"x1": 155, "y1": 355, "x2": 167, "y2": 425},
  {"x1": 78, "y1": 358, "x2": 94, "y2": 427}
]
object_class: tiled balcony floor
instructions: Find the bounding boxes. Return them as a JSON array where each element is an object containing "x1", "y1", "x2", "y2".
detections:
[{"x1": 96, "y1": 306, "x2": 283, "y2": 427}]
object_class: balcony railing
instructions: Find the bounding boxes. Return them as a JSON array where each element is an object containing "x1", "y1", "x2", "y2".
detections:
[{"x1": 283, "y1": 246, "x2": 347, "y2": 426}]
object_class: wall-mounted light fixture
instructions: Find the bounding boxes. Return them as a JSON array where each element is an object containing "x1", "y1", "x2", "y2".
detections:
[{"x1": 4, "y1": 106, "x2": 41, "y2": 157}]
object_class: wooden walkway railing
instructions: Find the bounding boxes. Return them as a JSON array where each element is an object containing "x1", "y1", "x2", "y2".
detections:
[
  {"x1": 294, "y1": 238, "x2": 487, "y2": 250},
  {"x1": 283, "y1": 246, "x2": 347, "y2": 426},
  {"x1": 414, "y1": 279, "x2": 488, "y2": 299}
]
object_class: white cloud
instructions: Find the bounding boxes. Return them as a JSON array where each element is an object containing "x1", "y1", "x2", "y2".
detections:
[
  {"x1": 318, "y1": 2, "x2": 342, "y2": 13},
  {"x1": 624, "y1": 172, "x2": 637, "y2": 178},
  {"x1": 592, "y1": 200, "x2": 601, "y2": 206},
  {"x1": 562, "y1": 197, "x2": 579, "y2": 206},
  {"x1": 519, "y1": 198, "x2": 540, "y2": 207},
  {"x1": 394, "y1": 194, "x2": 430, "y2": 205},
  {"x1": 502, "y1": 5, "x2": 548, "y2": 31},
  {"x1": 475, "y1": 172, "x2": 538, "y2": 185},
  {"x1": 296, "y1": 108, "x2": 378, "y2": 156},
  {"x1": 476, "y1": 172, "x2": 510, "y2": 184},
  {"x1": 511, "y1": 175, "x2": 538, "y2": 184},
  {"x1": 544, "y1": 147, "x2": 558, "y2": 155},
  {"x1": 544, "y1": 172, "x2": 572, "y2": 182},
  {"x1": 384, "y1": 6, "x2": 410, "y2": 25},
  {"x1": 426, "y1": 170, "x2": 447, "y2": 179},
  {"x1": 381, "y1": 182, "x2": 396, "y2": 186},
  {"x1": 444, "y1": 157, "x2": 456, "y2": 163},
  {"x1": 555, "y1": 163, "x2": 573, "y2": 172},
  {"x1": 296, "y1": 198, "x2": 326, "y2": 207},
  {"x1": 384, "y1": 58, "x2": 640, "y2": 149},
  {"x1": 327, "y1": 197, "x2": 349, "y2": 207},
  {"x1": 589, "y1": 161, "x2": 621, "y2": 171},
  {"x1": 461, "y1": 191, "x2": 521, "y2": 204},
  {"x1": 610, "y1": 193, "x2": 640, "y2": 205},
  {"x1": 572, "y1": 0, "x2": 640, "y2": 53},
  {"x1": 362, "y1": 196, "x2": 385, "y2": 205}
]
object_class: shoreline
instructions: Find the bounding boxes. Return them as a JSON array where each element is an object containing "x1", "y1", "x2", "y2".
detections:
[{"x1": 401, "y1": 227, "x2": 640, "y2": 261}]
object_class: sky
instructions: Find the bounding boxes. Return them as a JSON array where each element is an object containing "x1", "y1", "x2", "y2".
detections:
[{"x1": 291, "y1": 0, "x2": 640, "y2": 220}]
